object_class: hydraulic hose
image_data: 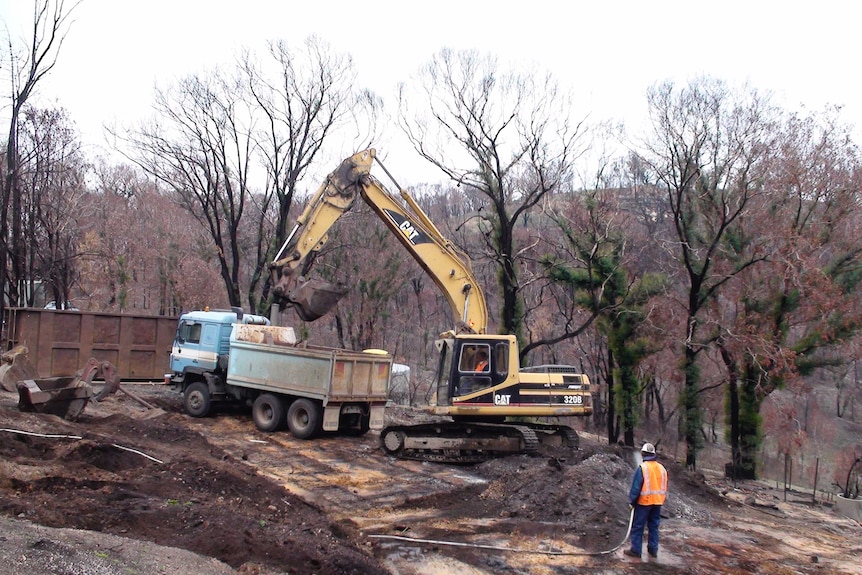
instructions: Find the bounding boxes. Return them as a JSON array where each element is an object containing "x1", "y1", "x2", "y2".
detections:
[{"x1": 369, "y1": 506, "x2": 635, "y2": 557}]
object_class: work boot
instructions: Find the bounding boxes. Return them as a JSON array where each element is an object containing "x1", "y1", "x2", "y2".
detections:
[
  {"x1": 623, "y1": 549, "x2": 641, "y2": 558},
  {"x1": 648, "y1": 548, "x2": 658, "y2": 558}
]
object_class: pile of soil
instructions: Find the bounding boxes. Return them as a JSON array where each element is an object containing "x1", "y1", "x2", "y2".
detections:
[
  {"x1": 0, "y1": 391, "x2": 388, "y2": 575},
  {"x1": 385, "y1": 440, "x2": 724, "y2": 559},
  {"x1": 0, "y1": 389, "x2": 859, "y2": 575}
]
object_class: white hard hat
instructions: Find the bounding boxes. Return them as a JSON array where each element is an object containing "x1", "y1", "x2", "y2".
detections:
[{"x1": 641, "y1": 442, "x2": 656, "y2": 454}]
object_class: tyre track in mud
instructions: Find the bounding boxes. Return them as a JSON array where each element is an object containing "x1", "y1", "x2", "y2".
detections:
[
  {"x1": 179, "y1": 413, "x2": 862, "y2": 575},
  {"x1": 183, "y1": 415, "x2": 488, "y2": 530},
  {"x1": 179, "y1": 416, "x2": 659, "y2": 575},
  {"x1": 183, "y1": 415, "x2": 520, "y2": 575}
]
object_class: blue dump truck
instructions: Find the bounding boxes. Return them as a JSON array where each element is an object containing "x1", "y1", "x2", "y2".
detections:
[{"x1": 167, "y1": 308, "x2": 392, "y2": 438}]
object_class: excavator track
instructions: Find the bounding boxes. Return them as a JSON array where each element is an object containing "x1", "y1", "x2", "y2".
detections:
[
  {"x1": 522, "y1": 422, "x2": 580, "y2": 448},
  {"x1": 379, "y1": 422, "x2": 539, "y2": 464}
]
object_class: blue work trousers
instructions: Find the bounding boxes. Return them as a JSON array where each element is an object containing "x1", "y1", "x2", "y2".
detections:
[{"x1": 630, "y1": 504, "x2": 662, "y2": 555}]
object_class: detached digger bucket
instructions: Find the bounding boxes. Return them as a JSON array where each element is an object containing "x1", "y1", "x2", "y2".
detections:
[
  {"x1": 288, "y1": 279, "x2": 349, "y2": 321},
  {"x1": 17, "y1": 377, "x2": 92, "y2": 420}
]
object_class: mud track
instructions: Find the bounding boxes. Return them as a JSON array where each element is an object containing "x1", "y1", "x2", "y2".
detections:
[
  {"x1": 190, "y1": 404, "x2": 862, "y2": 575},
  {"x1": 0, "y1": 386, "x2": 860, "y2": 574}
]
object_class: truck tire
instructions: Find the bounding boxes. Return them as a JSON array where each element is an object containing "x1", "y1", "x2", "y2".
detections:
[
  {"x1": 184, "y1": 381, "x2": 211, "y2": 418},
  {"x1": 252, "y1": 394, "x2": 285, "y2": 432},
  {"x1": 342, "y1": 413, "x2": 371, "y2": 436},
  {"x1": 287, "y1": 398, "x2": 321, "y2": 439}
]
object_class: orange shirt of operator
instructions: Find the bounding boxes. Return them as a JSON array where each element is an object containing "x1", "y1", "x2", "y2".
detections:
[{"x1": 475, "y1": 352, "x2": 488, "y2": 371}]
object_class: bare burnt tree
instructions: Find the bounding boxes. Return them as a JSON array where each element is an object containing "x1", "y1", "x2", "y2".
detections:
[
  {"x1": 641, "y1": 78, "x2": 776, "y2": 469},
  {"x1": 398, "y1": 48, "x2": 587, "y2": 352},
  {"x1": 120, "y1": 68, "x2": 255, "y2": 308},
  {"x1": 120, "y1": 37, "x2": 376, "y2": 314},
  {"x1": 717, "y1": 106, "x2": 862, "y2": 478},
  {"x1": 242, "y1": 36, "x2": 381, "y2": 314},
  {"x1": 1, "y1": 0, "x2": 78, "y2": 313},
  {"x1": 18, "y1": 106, "x2": 86, "y2": 308}
]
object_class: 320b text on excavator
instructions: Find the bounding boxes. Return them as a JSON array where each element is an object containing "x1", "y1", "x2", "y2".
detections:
[{"x1": 269, "y1": 148, "x2": 593, "y2": 464}]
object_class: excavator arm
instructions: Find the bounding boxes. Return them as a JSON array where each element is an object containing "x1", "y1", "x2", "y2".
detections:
[{"x1": 270, "y1": 149, "x2": 488, "y2": 334}]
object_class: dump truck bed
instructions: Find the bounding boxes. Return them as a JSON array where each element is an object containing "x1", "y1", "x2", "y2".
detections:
[{"x1": 225, "y1": 324, "x2": 391, "y2": 405}]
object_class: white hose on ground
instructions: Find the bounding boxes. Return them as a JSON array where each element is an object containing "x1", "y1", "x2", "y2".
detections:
[{"x1": 369, "y1": 505, "x2": 635, "y2": 557}]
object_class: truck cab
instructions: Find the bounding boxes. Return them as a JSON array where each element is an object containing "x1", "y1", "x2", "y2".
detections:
[{"x1": 169, "y1": 308, "x2": 270, "y2": 387}]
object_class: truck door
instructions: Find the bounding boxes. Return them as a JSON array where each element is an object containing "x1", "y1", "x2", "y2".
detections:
[{"x1": 171, "y1": 320, "x2": 220, "y2": 373}]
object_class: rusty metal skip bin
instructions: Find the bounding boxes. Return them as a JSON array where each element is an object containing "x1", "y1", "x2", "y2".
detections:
[{"x1": 16, "y1": 376, "x2": 93, "y2": 420}]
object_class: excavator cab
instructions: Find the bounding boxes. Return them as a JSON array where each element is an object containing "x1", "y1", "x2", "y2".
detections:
[
  {"x1": 454, "y1": 343, "x2": 493, "y2": 397},
  {"x1": 432, "y1": 336, "x2": 512, "y2": 406}
]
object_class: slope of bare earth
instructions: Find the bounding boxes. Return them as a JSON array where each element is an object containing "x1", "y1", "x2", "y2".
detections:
[{"x1": 0, "y1": 385, "x2": 860, "y2": 575}]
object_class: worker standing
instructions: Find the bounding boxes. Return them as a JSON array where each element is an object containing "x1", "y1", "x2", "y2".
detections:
[{"x1": 624, "y1": 442, "x2": 668, "y2": 559}]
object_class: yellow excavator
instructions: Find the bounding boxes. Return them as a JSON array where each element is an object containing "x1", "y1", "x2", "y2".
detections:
[{"x1": 270, "y1": 149, "x2": 592, "y2": 463}]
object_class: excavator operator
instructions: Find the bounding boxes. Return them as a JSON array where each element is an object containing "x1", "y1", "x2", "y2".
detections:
[{"x1": 474, "y1": 350, "x2": 489, "y2": 372}]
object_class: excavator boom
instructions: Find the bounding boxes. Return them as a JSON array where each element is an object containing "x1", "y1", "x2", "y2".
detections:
[{"x1": 271, "y1": 149, "x2": 487, "y2": 333}]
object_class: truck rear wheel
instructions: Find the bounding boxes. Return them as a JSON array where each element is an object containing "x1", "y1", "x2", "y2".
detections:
[
  {"x1": 252, "y1": 393, "x2": 285, "y2": 432},
  {"x1": 341, "y1": 413, "x2": 371, "y2": 436},
  {"x1": 184, "y1": 381, "x2": 211, "y2": 417},
  {"x1": 287, "y1": 398, "x2": 321, "y2": 439}
]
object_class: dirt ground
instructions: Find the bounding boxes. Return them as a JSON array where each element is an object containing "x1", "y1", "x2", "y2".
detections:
[{"x1": 0, "y1": 384, "x2": 860, "y2": 575}]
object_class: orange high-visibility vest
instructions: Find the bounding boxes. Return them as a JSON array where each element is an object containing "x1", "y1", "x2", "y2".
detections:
[{"x1": 638, "y1": 460, "x2": 668, "y2": 505}]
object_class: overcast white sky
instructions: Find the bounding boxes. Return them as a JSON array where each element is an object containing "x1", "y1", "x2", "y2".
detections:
[{"x1": 1, "y1": 0, "x2": 860, "y2": 185}]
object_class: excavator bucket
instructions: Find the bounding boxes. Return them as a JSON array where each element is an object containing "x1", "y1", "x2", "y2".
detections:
[
  {"x1": 288, "y1": 278, "x2": 349, "y2": 321},
  {"x1": 17, "y1": 376, "x2": 92, "y2": 421}
]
